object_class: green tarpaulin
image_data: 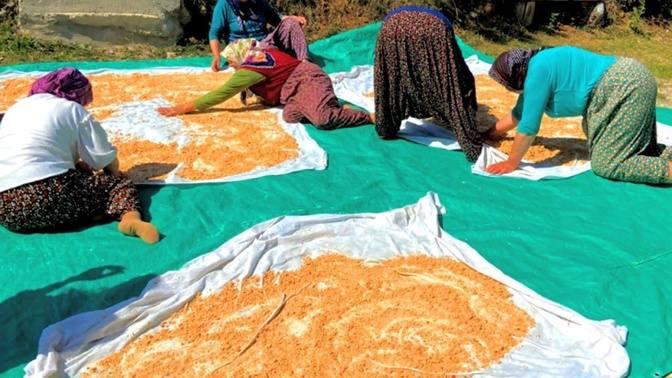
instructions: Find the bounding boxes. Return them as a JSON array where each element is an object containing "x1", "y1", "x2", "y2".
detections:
[{"x1": 1, "y1": 22, "x2": 670, "y2": 377}]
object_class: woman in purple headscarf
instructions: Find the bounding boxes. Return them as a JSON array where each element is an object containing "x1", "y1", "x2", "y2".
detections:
[{"x1": 0, "y1": 68, "x2": 159, "y2": 243}]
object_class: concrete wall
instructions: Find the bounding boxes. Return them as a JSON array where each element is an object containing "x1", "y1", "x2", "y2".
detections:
[{"x1": 19, "y1": 0, "x2": 189, "y2": 46}]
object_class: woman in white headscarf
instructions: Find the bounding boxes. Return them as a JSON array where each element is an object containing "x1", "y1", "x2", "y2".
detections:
[{"x1": 159, "y1": 39, "x2": 373, "y2": 130}]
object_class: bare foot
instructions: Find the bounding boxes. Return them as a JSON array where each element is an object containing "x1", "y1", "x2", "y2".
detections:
[
  {"x1": 119, "y1": 211, "x2": 160, "y2": 244},
  {"x1": 369, "y1": 112, "x2": 376, "y2": 124}
]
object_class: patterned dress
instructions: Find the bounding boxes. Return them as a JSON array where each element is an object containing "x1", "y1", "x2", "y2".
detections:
[
  {"x1": 374, "y1": 6, "x2": 483, "y2": 162},
  {"x1": 281, "y1": 61, "x2": 371, "y2": 129},
  {"x1": 584, "y1": 58, "x2": 672, "y2": 184},
  {"x1": 262, "y1": 18, "x2": 309, "y2": 61},
  {"x1": 0, "y1": 169, "x2": 140, "y2": 233}
]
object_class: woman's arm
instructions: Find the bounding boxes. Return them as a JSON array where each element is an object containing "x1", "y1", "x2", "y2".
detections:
[
  {"x1": 210, "y1": 40, "x2": 223, "y2": 72},
  {"x1": 104, "y1": 158, "x2": 121, "y2": 176},
  {"x1": 209, "y1": 0, "x2": 228, "y2": 72},
  {"x1": 485, "y1": 133, "x2": 536, "y2": 174},
  {"x1": 76, "y1": 110, "x2": 118, "y2": 171},
  {"x1": 486, "y1": 62, "x2": 552, "y2": 174},
  {"x1": 487, "y1": 113, "x2": 518, "y2": 139},
  {"x1": 158, "y1": 70, "x2": 266, "y2": 116}
]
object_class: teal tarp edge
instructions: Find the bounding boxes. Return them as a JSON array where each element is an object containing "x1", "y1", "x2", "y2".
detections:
[{"x1": 1, "y1": 22, "x2": 671, "y2": 378}]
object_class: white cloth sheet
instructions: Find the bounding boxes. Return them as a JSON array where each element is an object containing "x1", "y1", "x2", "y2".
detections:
[
  {"x1": 25, "y1": 194, "x2": 629, "y2": 377},
  {"x1": 330, "y1": 59, "x2": 672, "y2": 181},
  {"x1": 0, "y1": 68, "x2": 327, "y2": 185}
]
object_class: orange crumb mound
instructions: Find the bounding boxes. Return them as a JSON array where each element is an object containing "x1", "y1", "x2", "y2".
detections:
[
  {"x1": 176, "y1": 106, "x2": 299, "y2": 180},
  {"x1": 474, "y1": 74, "x2": 589, "y2": 165},
  {"x1": 83, "y1": 254, "x2": 534, "y2": 377},
  {"x1": 87, "y1": 71, "x2": 231, "y2": 108},
  {"x1": 0, "y1": 77, "x2": 33, "y2": 111},
  {"x1": 112, "y1": 138, "x2": 179, "y2": 182},
  {"x1": 89, "y1": 108, "x2": 117, "y2": 121}
]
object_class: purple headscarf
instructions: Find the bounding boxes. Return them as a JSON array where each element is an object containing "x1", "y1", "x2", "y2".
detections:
[
  {"x1": 29, "y1": 67, "x2": 93, "y2": 106},
  {"x1": 489, "y1": 48, "x2": 545, "y2": 92}
]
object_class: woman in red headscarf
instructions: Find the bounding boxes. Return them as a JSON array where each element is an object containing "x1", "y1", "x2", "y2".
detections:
[{"x1": 0, "y1": 68, "x2": 159, "y2": 243}]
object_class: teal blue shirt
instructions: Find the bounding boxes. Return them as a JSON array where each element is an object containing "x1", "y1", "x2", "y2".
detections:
[
  {"x1": 208, "y1": 0, "x2": 282, "y2": 43},
  {"x1": 512, "y1": 46, "x2": 616, "y2": 135}
]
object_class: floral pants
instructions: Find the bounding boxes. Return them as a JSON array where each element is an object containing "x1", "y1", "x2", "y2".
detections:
[
  {"x1": 584, "y1": 58, "x2": 672, "y2": 184},
  {"x1": 0, "y1": 170, "x2": 140, "y2": 232}
]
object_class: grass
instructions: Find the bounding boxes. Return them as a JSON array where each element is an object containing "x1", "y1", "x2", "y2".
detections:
[
  {"x1": 0, "y1": 22, "x2": 210, "y2": 65},
  {"x1": 457, "y1": 21, "x2": 672, "y2": 106},
  {"x1": 1, "y1": 9, "x2": 670, "y2": 107}
]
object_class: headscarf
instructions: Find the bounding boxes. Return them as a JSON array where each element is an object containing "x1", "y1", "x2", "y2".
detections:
[
  {"x1": 488, "y1": 48, "x2": 544, "y2": 92},
  {"x1": 222, "y1": 38, "x2": 269, "y2": 67},
  {"x1": 29, "y1": 67, "x2": 93, "y2": 106},
  {"x1": 226, "y1": 0, "x2": 262, "y2": 31},
  {"x1": 384, "y1": 5, "x2": 453, "y2": 29},
  {"x1": 222, "y1": 38, "x2": 270, "y2": 105}
]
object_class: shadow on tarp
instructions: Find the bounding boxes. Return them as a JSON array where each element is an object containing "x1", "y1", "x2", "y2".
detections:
[
  {"x1": 0, "y1": 266, "x2": 157, "y2": 374},
  {"x1": 137, "y1": 184, "x2": 163, "y2": 223}
]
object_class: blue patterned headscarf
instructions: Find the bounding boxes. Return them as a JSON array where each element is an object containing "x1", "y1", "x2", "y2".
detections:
[
  {"x1": 226, "y1": 0, "x2": 262, "y2": 30},
  {"x1": 489, "y1": 48, "x2": 545, "y2": 92}
]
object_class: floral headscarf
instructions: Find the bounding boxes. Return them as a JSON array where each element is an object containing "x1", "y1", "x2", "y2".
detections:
[
  {"x1": 222, "y1": 38, "x2": 255, "y2": 66},
  {"x1": 489, "y1": 48, "x2": 545, "y2": 92}
]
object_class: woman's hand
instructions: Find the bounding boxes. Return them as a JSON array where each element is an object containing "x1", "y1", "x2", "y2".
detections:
[
  {"x1": 286, "y1": 15, "x2": 307, "y2": 28},
  {"x1": 211, "y1": 56, "x2": 221, "y2": 72},
  {"x1": 485, "y1": 133, "x2": 536, "y2": 175},
  {"x1": 486, "y1": 160, "x2": 519, "y2": 175},
  {"x1": 158, "y1": 102, "x2": 196, "y2": 117},
  {"x1": 158, "y1": 106, "x2": 181, "y2": 117}
]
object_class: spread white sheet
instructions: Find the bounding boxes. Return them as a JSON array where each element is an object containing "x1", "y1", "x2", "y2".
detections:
[
  {"x1": 25, "y1": 194, "x2": 629, "y2": 377},
  {"x1": 0, "y1": 68, "x2": 327, "y2": 185},
  {"x1": 330, "y1": 59, "x2": 672, "y2": 181}
]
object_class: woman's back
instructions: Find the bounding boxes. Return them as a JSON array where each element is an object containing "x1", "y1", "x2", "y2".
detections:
[{"x1": 0, "y1": 94, "x2": 114, "y2": 192}]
